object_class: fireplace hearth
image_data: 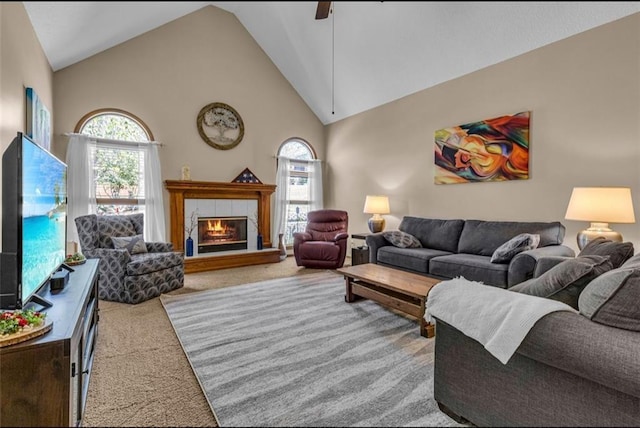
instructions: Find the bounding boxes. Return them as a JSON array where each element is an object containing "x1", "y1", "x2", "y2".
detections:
[{"x1": 198, "y1": 216, "x2": 248, "y2": 253}]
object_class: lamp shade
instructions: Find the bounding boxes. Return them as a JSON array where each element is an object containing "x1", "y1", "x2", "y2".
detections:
[
  {"x1": 363, "y1": 195, "x2": 390, "y2": 214},
  {"x1": 565, "y1": 187, "x2": 635, "y2": 223}
]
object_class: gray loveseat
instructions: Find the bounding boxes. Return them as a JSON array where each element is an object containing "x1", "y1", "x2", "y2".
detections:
[
  {"x1": 433, "y1": 251, "x2": 640, "y2": 426},
  {"x1": 366, "y1": 216, "x2": 575, "y2": 288}
]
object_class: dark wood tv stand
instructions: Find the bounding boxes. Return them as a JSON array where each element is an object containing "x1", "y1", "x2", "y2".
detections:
[{"x1": 0, "y1": 259, "x2": 100, "y2": 427}]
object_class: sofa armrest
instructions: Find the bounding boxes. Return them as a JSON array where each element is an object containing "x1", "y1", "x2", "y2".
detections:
[
  {"x1": 532, "y1": 255, "x2": 574, "y2": 277},
  {"x1": 518, "y1": 311, "x2": 640, "y2": 398},
  {"x1": 507, "y1": 245, "x2": 575, "y2": 287},
  {"x1": 365, "y1": 232, "x2": 391, "y2": 264}
]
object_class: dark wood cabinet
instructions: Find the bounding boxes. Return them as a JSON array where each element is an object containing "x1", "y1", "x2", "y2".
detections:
[
  {"x1": 351, "y1": 233, "x2": 371, "y2": 266},
  {"x1": 351, "y1": 246, "x2": 370, "y2": 265},
  {"x1": 0, "y1": 259, "x2": 100, "y2": 427}
]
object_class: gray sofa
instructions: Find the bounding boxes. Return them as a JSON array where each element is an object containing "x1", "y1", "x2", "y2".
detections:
[
  {"x1": 433, "y1": 252, "x2": 640, "y2": 426},
  {"x1": 366, "y1": 216, "x2": 575, "y2": 288}
]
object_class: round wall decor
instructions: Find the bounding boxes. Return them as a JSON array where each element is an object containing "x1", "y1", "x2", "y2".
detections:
[{"x1": 197, "y1": 102, "x2": 245, "y2": 150}]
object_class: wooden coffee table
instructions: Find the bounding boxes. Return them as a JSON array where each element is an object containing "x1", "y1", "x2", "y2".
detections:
[{"x1": 337, "y1": 263, "x2": 441, "y2": 338}]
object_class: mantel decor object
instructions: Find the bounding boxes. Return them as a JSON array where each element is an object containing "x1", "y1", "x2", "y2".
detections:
[
  {"x1": 197, "y1": 102, "x2": 244, "y2": 150},
  {"x1": 232, "y1": 168, "x2": 262, "y2": 184}
]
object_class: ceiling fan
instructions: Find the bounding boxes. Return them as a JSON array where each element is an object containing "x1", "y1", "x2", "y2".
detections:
[{"x1": 315, "y1": 1, "x2": 332, "y2": 20}]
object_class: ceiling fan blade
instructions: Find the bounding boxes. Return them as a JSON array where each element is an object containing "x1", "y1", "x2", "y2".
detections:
[{"x1": 315, "y1": 1, "x2": 331, "y2": 20}]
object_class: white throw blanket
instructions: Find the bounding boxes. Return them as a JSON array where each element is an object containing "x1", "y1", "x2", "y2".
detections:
[{"x1": 425, "y1": 277, "x2": 577, "y2": 364}]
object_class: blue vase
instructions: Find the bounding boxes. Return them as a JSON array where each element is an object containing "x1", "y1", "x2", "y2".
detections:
[
  {"x1": 257, "y1": 234, "x2": 263, "y2": 250},
  {"x1": 186, "y1": 236, "x2": 194, "y2": 257}
]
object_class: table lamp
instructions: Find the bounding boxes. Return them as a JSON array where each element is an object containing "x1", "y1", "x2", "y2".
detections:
[
  {"x1": 564, "y1": 187, "x2": 635, "y2": 250},
  {"x1": 363, "y1": 195, "x2": 390, "y2": 233}
]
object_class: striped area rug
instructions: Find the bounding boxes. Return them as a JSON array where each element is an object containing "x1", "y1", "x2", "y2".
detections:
[{"x1": 160, "y1": 271, "x2": 462, "y2": 427}]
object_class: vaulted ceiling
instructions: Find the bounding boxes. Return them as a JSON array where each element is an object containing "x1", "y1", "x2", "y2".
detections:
[{"x1": 22, "y1": 2, "x2": 640, "y2": 125}]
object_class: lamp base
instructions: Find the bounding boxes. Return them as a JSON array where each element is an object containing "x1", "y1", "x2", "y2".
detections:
[
  {"x1": 368, "y1": 216, "x2": 386, "y2": 233},
  {"x1": 576, "y1": 222, "x2": 622, "y2": 250}
]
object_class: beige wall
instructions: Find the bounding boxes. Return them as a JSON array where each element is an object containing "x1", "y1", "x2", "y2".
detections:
[
  {"x1": 0, "y1": 2, "x2": 53, "y2": 160},
  {"x1": 53, "y1": 5, "x2": 325, "y2": 238},
  {"x1": 326, "y1": 13, "x2": 640, "y2": 254},
  {"x1": 4, "y1": 5, "x2": 640, "y2": 254},
  {"x1": 0, "y1": 3, "x2": 54, "y2": 245}
]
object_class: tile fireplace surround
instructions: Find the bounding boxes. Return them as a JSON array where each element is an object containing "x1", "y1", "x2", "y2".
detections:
[{"x1": 165, "y1": 180, "x2": 280, "y2": 273}]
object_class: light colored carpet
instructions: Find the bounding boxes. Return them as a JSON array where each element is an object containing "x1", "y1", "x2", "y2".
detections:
[
  {"x1": 161, "y1": 271, "x2": 462, "y2": 427},
  {"x1": 82, "y1": 256, "x2": 325, "y2": 427}
]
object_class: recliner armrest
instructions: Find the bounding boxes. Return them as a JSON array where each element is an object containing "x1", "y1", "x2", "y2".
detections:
[
  {"x1": 333, "y1": 232, "x2": 349, "y2": 242},
  {"x1": 146, "y1": 242, "x2": 174, "y2": 252},
  {"x1": 83, "y1": 247, "x2": 132, "y2": 265},
  {"x1": 293, "y1": 232, "x2": 312, "y2": 244}
]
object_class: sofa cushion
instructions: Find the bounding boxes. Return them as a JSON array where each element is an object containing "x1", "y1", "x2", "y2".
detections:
[
  {"x1": 111, "y1": 234, "x2": 148, "y2": 254},
  {"x1": 429, "y1": 254, "x2": 510, "y2": 287},
  {"x1": 490, "y1": 233, "x2": 540, "y2": 264},
  {"x1": 579, "y1": 266, "x2": 640, "y2": 332},
  {"x1": 578, "y1": 237, "x2": 634, "y2": 269},
  {"x1": 382, "y1": 230, "x2": 422, "y2": 248},
  {"x1": 398, "y1": 217, "x2": 464, "y2": 253},
  {"x1": 621, "y1": 252, "x2": 640, "y2": 269},
  {"x1": 457, "y1": 220, "x2": 565, "y2": 256},
  {"x1": 378, "y1": 246, "x2": 452, "y2": 274},
  {"x1": 510, "y1": 255, "x2": 614, "y2": 309}
]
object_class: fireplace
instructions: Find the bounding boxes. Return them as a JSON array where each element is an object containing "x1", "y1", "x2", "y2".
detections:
[{"x1": 198, "y1": 216, "x2": 248, "y2": 253}]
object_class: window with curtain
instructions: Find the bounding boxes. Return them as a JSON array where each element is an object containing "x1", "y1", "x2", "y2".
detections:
[
  {"x1": 76, "y1": 109, "x2": 152, "y2": 215},
  {"x1": 67, "y1": 108, "x2": 166, "y2": 243},
  {"x1": 273, "y1": 139, "x2": 323, "y2": 246}
]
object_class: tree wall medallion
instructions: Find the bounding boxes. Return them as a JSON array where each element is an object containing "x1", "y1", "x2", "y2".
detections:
[{"x1": 197, "y1": 102, "x2": 245, "y2": 150}]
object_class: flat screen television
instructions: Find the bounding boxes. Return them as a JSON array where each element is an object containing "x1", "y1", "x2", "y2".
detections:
[{"x1": 0, "y1": 132, "x2": 68, "y2": 310}]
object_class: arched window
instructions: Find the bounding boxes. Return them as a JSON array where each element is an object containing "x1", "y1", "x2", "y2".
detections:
[
  {"x1": 75, "y1": 109, "x2": 153, "y2": 215},
  {"x1": 275, "y1": 138, "x2": 322, "y2": 246}
]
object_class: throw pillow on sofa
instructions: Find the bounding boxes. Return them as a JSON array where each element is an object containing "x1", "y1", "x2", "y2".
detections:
[
  {"x1": 111, "y1": 234, "x2": 148, "y2": 254},
  {"x1": 577, "y1": 237, "x2": 634, "y2": 269},
  {"x1": 510, "y1": 254, "x2": 613, "y2": 309},
  {"x1": 490, "y1": 233, "x2": 540, "y2": 264},
  {"x1": 382, "y1": 231, "x2": 422, "y2": 248},
  {"x1": 578, "y1": 264, "x2": 640, "y2": 332}
]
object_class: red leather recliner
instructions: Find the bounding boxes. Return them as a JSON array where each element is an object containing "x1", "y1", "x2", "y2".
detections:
[{"x1": 293, "y1": 209, "x2": 349, "y2": 269}]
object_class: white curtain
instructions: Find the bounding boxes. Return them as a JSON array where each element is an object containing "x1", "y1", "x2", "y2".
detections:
[
  {"x1": 271, "y1": 156, "x2": 291, "y2": 248},
  {"x1": 271, "y1": 157, "x2": 324, "y2": 248},
  {"x1": 308, "y1": 159, "x2": 324, "y2": 212},
  {"x1": 66, "y1": 134, "x2": 97, "y2": 246},
  {"x1": 141, "y1": 142, "x2": 166, "y2": 241}
]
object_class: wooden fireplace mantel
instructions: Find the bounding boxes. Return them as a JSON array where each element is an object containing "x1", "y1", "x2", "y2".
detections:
[{"x1": 165, "y1": 180, "x2": 280, "y2": 273}]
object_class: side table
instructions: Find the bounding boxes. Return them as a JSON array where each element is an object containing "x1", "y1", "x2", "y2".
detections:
[{"x1": 351, "y1": 233, "x2": 370, "y2": 266}]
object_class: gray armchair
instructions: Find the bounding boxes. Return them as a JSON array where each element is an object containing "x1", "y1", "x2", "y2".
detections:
[{"x1": 75, "y1": 213, "x2": 184, "y2": 304}]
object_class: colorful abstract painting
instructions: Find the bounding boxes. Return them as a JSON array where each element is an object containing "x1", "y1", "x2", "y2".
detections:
[{"x1": 434, "y1": 111, "x2": 530, "y2": 184}]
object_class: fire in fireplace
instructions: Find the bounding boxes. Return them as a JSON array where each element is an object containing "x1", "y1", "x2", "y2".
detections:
[{"x1": 197, "y1": 216, "x2": 248, "y2": 253}]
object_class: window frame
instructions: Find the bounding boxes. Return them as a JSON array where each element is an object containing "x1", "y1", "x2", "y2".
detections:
[
  {"x1": 277, "y1": 138, "x2": 318, "y2": 246},
  {"x1": 75, "y1": 108, "x2": 153, "y2": 213}
]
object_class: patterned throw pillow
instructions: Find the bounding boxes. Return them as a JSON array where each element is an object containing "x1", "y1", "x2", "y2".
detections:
[
  {"x1": 111, "y1": 234, "x2": 148, "y2": 254},
  {"x1": 382, "y1": 231, "x2": 422, "y2": 248},
  {"x1": 490, "y1": 233, "x2": 541, "y2": 264}
]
